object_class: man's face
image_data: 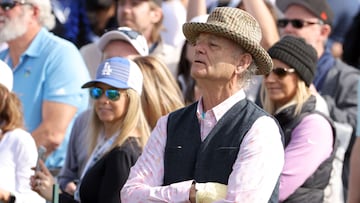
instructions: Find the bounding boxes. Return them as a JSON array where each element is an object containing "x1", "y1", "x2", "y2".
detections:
[
  {"x1": 0, "y1": 1, "x2": 31, "y2": 42},
  {"x1": 280, "y1": 4, "x2": 325, "y2": 54},
  {"x1": 190, "y1": 33, "x2": 245, "y2": 83},
  {"x1": 116, "y1": 0, "x2": 159, "y2": 35}
]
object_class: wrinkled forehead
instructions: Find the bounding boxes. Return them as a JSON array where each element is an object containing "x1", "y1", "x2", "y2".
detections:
[{"x1": 195, "y1": 33, "x2": 244, "y2": 50}]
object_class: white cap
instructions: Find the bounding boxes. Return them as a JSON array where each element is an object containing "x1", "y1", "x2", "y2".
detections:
[
  {"x1": 97, "y1": 27, "x2": 149, "y2": 56},
  {"x1": 0, "y1": 60, "x2": 13, "y2": 91}
]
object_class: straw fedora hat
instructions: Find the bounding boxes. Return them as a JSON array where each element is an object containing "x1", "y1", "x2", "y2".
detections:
[{"x1": 183, "y1": 7, "x2": 272, "y2": 75}]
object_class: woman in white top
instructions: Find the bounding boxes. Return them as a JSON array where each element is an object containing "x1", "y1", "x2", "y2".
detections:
[{"x1": 0, "y1": 60, "x2": 45, "y2": 203}]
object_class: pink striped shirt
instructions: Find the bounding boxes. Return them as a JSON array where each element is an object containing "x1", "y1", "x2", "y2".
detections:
[{"x1": 121, "y1": 90, "x2": 284, "y2": 202}]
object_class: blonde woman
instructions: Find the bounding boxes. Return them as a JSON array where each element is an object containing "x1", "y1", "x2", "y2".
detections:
[
  {"x1": 133, "y1": 56, "x2": 184, "y2": 129},
  {"x1": 261, "y1": 36, "x2": 334, "y2": 202},
  {"x1": 31, "y1": 57, "x2": 150, "y2": 203}
]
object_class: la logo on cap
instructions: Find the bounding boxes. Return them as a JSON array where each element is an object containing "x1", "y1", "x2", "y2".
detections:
[{"x1": 102, "y1": 62, "x2": 112, "y2": 76}]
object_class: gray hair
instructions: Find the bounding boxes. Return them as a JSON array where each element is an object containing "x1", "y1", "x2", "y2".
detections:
[
  {"x1": 242, "y1": 61, "x2": 257, "y2": 87},
  {"x1": 27, "y1": 0, "x2": 55, "y2": 30},
  {"x1": 232, "y1": 46, "x2": 258, "y2": 88}
]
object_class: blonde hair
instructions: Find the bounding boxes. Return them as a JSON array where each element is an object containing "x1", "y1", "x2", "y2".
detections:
[
  {"x1": 0, "y1": 84, "x2": 25, "y2": 133},
  {"x1": 133, "y1": 56, "x2": 184, "y2": 129},
  {"x1": 87, "y1": 88, "x2": 150, "y2": 155},
  {"x1": 261, "y1": 78, "x2": 312, "y2": 116}
]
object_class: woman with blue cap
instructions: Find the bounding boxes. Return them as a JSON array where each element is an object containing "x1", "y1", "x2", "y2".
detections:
[{"x1": 31, "y1": 57, "x2": 150, "y2": 203}]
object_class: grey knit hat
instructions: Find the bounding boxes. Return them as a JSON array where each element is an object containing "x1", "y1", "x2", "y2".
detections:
[{"x1": 268, "y1": 36, "x2": 318, "y2": 86}]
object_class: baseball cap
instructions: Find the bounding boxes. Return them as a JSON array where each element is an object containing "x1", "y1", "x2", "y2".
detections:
[
  {"x1": 0, "y1": 60, "x2": 13, "y2": 91},
  {"x1": 97, "y1": 27, "x2": 149, "y2": 56},
  {"x1": 82, "y1": 57, "x2": 143, "y2": 95},
  {"x1": 276, "y1": 0, "x2": 334, "y2": 26},
  {"x1": 149, "y1": 0, "x2": 162, "y2": 7}
]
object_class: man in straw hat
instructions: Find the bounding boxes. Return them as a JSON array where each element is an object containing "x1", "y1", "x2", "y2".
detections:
[{"x1": 121, "y1": 7, "x2": 284, "y2": 203}]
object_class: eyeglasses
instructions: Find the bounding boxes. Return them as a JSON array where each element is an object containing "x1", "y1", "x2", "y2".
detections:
[
  {"x1": 265, "y1": 67, "x2": 295, "y2": 78},
  {"x1": 89, "y1": 87, "x2": 121, "y2": 101},
  {"x1": 0, "y1": 0, "x2": 32, "y2": 11},
  {"x1": 277, "y1": 19, "x2": 324, "y2": 29}
]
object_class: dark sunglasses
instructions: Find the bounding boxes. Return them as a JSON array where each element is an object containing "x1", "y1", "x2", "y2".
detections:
[
  {"x1": 89, "y1": 87, "x2": 121, "y2": 101},
  {"x1": 104, "y1": 27, "x2": 142, "y2": 40},
  {"x1": 277, "y1": 19, "x2": 324, "y2": 29},
  {"x1": 266, "y1": 67, "x2": 295, "y2": 78},
  {"x1": 0, "y1": 0, "x2": 31, "y2": 11}
]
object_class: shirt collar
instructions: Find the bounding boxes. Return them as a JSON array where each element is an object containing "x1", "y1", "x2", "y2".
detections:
[
  {"x1": 196, "y1": 89, "x2": 246, "y2": 121},
  {"x1": 23, "y1": 28, "x2": 47, "y2": 58}
]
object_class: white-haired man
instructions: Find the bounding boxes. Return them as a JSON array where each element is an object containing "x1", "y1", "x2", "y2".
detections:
[{"x1": 0, "y1": 0, "x2": 90, "y2": 172}]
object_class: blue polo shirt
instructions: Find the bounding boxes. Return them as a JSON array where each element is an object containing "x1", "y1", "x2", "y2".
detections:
[{"x1": 0, "y1": 28, "x2": 90, "y2": 168}]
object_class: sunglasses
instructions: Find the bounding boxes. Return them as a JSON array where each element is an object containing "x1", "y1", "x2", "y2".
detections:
[
  {"x1": 277, "y1": 19, "x2": 324, "y2": 29},
  {"x1": 266, "y1": 67, "x2": 295, "y2": 78},
  {"x1": 89, "y1": 87, "x2": 121, "y2": 101},
  {"x1": 0, "y1": 0, "x2": 31, "y2": 11}
]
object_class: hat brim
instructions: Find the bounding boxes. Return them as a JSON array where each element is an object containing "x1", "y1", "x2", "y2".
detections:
[
  {"x1": 97, "y1": 31, "x2": 131, "y2": 51},
  {"x1": 82, "y1": 78, "x2": 130, "y2": 89},
  {"x1": 183, "y1": 22, "x2": 272, "y2": 75}
]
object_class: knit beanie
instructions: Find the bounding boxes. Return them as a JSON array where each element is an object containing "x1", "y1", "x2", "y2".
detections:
[{"x1": 268, "y1": 36, "x2": 318, "y2": 86}]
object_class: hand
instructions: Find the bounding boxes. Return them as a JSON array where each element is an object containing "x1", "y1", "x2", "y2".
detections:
[
  {"x1": 195, "y1": 182, "x2": 227, "y2": 203},
  {"x1": 0, "y1": 188, "x2": 10, "y2": 202},
  {"x1": 64, "y1": 182, "x2": 77, "y2": 195},
  {"x1": 189, "y1": 182, "x2": 196, "y2": 203},
  {"x1": 30, "y1": 159, "x2": 55, "y2": 201}
]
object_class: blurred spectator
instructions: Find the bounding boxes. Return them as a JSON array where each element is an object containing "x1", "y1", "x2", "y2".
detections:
[
  {"x1": 0, "y1": 60, "x2": 45, "y2": 203},
  {"x1": 276, "y1": 0, "x2": 360, "y2": 199},
  {"x1": 0, "y1": 0, "x2": 90, "y2": 172},
  {"x1": 31, "y1": 57, "x2": 150, "y2": 203},
  {"x1": 133, "y1": 55, "x2": 184, "y2": 129},
  {"x1": 116, "y1": 0, "x2": 181, "y2": 76},
  {"x1": 81, "y1": 27, "x2": 149, "y2": 79}
]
